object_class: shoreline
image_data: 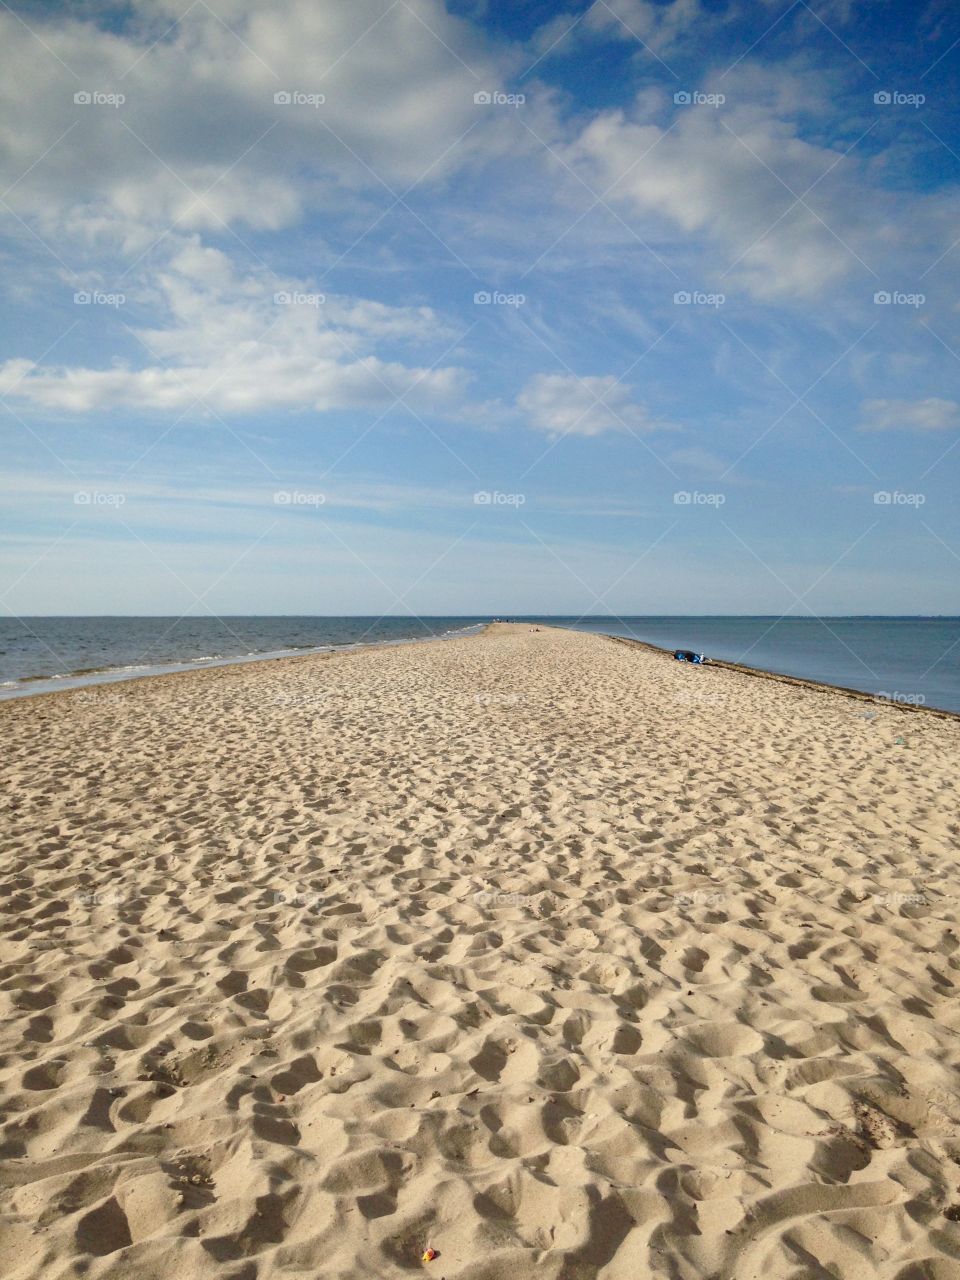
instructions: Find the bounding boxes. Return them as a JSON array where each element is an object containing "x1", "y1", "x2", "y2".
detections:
[
  {"x1": 4, "y1": 616, "x2": 958, "y2": 722},
  {"x1": 0, "y1": 620, "x2": 489, "y2": 707},
  {"x1": 602, "y1": 631, "x2": 960, "y2": 722}
]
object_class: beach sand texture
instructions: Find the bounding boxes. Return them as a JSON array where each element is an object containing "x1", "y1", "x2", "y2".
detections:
[{"x1": 2, "y1": 622, "x2": 960, "y2": 1279}]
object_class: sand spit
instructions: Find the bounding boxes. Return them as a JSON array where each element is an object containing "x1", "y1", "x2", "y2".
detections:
[{"x1": 1, "y1": 622, "x2": 959, "y2": 1279}]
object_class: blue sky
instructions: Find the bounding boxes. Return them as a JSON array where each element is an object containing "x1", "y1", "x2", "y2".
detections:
[{"x1": 1, "y1": 0, "x2": 959, "y2": 615}]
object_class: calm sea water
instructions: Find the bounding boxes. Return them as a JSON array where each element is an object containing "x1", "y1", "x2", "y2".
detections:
[
  {"x1": 526, "y1": 616, "x2": 960, "y2": 714},
  {"x1": 1, "y1": 615, "x2": 958, "y2": 713}
]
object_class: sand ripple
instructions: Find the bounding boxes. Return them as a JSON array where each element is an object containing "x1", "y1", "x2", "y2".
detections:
[{"x1": 2, "y1": 623, "x2": 960, "y2": 1278}]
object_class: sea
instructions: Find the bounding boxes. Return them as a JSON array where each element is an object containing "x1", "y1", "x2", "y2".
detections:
[{"x1": 1, "y1": 615, "x2": 958, "y2": 714}]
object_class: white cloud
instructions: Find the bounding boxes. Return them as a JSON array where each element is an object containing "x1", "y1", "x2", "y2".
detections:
[
  {"x1": 0, "y1": 0, "x2": 510, "y2": 238},
  {"x1": 567, "y1": 98, "x2": 864, "y2": 300},
  {"x1": 556, "y1": 0, "x2": 859, "y2": 61},
  {"x1": 0, "y1": 241, "x2": 471, "y2": 416},
  {"x1": 1, "y1": 0, "x2": 947, "y2": 321},
  {"x1": 858, "y1": 397, "x2": 960, "y2": 432},
  {"x1": 0, "y1": 354, "x2": 468, "y2": 416},
  {"x1": 583, "y1": 0, "x2": 714, "y2": 51},
  {"x1": 518, "y1": 372, "x2": 666, "y2": 436}
]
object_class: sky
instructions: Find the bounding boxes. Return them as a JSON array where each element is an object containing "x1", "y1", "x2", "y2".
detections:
[{"x1": 1, "y1": 0, "x2": 959, "y2": 617}]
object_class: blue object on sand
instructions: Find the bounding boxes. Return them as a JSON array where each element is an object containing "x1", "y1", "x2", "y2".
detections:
[{"x1": 674, "y1": 650, "x2": 705, "y2": 664}]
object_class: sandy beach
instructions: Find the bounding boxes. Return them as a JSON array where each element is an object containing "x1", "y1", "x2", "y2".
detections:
[{"x1": 2, "y1": 621, "x2": 960, "y2": 1280}]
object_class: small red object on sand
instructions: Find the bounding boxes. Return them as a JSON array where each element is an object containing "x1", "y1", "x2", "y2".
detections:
[{"x1": 422, "y1": 1247, "x2": 438, "y2": 1262}]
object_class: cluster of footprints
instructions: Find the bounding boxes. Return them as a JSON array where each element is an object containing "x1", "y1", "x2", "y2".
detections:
[{"x1": 2, "y1": 624, "x2": 960, "y2": 1278}]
